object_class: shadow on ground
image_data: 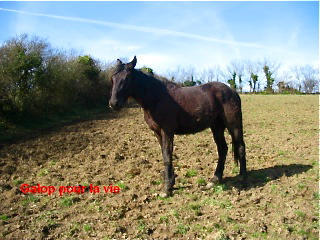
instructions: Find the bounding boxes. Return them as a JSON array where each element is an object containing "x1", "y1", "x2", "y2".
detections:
[{"x1": 224, "y1": 164, "x2": 313, "y2": 190}]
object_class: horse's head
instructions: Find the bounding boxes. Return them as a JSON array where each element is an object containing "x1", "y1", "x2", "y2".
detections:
[{"x1": 109, "y1": 56, "x2": 137, "y2": 111}]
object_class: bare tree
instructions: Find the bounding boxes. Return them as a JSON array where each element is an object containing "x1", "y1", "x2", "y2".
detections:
[
  {"x1": 200, "y1": 65, "x2": 222, "y2": 83},
  {"x1": 291, "y1": 64, "x2": 319, "y2": 93},
  {"x1": 227, "y1": 60, "x2": 245, "y2": 93}
]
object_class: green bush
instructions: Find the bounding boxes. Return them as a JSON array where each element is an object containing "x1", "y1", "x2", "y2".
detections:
[{"x1": 0, "y1": 34, "x2": 112, "y2": 124}]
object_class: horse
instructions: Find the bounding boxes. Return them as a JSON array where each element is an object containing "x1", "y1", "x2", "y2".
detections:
[{"x1": 109, "y1": 56, "x2": 247, "y2": 197}]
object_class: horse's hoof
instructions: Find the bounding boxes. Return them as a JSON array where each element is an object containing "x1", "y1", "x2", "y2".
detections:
[
  {"x1": 203, "y1": 182, "x2": 215, "y2": 190},
  {"x1": 203, "y1": 176, "x2": 221, "y2": 190},
  {"x1": 159, "y1": 192, "x2": 169, "y2": 198}
]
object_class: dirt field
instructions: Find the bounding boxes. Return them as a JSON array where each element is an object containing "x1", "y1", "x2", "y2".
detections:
[{"x1": 0, "y1": 95, "x2": 318, "y2": 239}]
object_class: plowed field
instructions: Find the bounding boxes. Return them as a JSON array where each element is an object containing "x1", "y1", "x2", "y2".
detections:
[{"x1": 0, "y1": 95, "x2": 318, "y2": 239}]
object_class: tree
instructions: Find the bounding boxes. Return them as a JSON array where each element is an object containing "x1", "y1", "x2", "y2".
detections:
[
  {"x1": 0, "y1": 34, "x2": 50, "y2": 114},
  {"x1": 263, "y1": 65, "x2": 275, "y2": 93},
  {"x1": 245, "y1": 59, "x2": 261, "y2": 93},
  {"x1": 260, "y1": 58, "x2": 281, "y2": 93},
  {"x1": 199, "y1": 65, "x2": 222, "y2": 83},
  {"x1": 291, "y1": 64, "x2": 319, "y2": 93},
  {"x1": 225, "y1": 60, "x2": 245, "y2": 92},
  {"x1": 227, "y1": 72, "x2": 237, "y2": 90}
]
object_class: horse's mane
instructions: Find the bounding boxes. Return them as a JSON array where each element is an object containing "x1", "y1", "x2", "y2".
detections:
[
  {"x1": 132, "y1": 69, "x2": 179, "y2": 109},
  {"x1": 134, "y1": 69, "x2": 179, "y2": 89}
]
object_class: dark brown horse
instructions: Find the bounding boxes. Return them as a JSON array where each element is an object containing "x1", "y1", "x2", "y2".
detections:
[{"x1": 109, "y1": 56, "x2": 247, "y2": 197}]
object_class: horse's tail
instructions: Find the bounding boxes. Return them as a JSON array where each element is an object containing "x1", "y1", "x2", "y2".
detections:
[{"x1": 231, "y1": 139, "x2": 239, "y2": 166}]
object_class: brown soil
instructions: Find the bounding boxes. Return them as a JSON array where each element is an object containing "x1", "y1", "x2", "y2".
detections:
[{"x1": 0, "y1": 95, "x2": 318, "y2": 239}]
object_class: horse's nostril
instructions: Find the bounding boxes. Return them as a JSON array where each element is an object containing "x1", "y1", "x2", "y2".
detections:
[{"x1": 109, "y1": 100, "x2": 121, "y2": 111}]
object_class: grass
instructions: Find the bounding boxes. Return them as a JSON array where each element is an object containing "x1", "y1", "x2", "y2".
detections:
[
  {"x1": 175, "y1": 224, "x2": 190, "y2": 235},
  {"x1": 83, "y1": 224, "x2": 92, "y2": 231},
  {"x1": 12, "y1": 179, "x2": 24, "y2": 186},
  {"x1": 202, "y1": 198, "x2": 233, "y2": 209},
  {"x1": 213, "y1": 184, "x2": 228, "y2": 193},
  {"x1": 0, "y1": 214, "x2": 10, "y2": 221},
  {"x1": 188, "y1": 203, "x2": 202, "y2": 216},
  {"x1": 37, "y1": 168, "x2": 49, "y2": 177},
  {"x1": 197, "y1": 177, "x2": 207, "y2": 186},
  {"x1": 294, "y1": 210, "x2": 306, "y2": 219},
  {"x1": 185, "y1": 169, "x2": 197, "y2": 178},
  {"x1": 21, "y1": 195, "x2": 39, "y2": 206},
  {"x1": 59, "y1": 197, "x2": 75, "y2": 207},
  {"x1": 115, "y1": 181, "x2": 128, "y2": 190}
]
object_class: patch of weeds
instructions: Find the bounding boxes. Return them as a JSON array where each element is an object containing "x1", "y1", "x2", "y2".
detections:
[
  {"x1": 224, "y1": 216, "x2": 235, "y2": 223},
  {"x1": 69, "y1": 222, "x2": 81, "y2": 236},
  {"x1": 59, "y1": 197, "x2": 74, "y2": 207},
  {"x1": 294, "y1": 210, "x2": 306, "y2": 219},
  {"x1": 37, "y1": 168, "x2": 49, "y2": 177},
  {"x1": 177, "y1": 177, "x2": 188, "y2": 184},
  {"x1": 232, "y1": 224, "x2": 244, "y2": 233},
  {"x1": 197, "y1": 177, "x2": 206, "y2": 186},
  {"x1": 313, "y1": 192, "x2": 320, "y2": 200},
  {"x1": 203, "y1": 198, "x2": 233, "y2": 209},
  {"x1": 296, "y1": 229, "x2": 308, "y2": 237},
  {"x1": 0, "y1": 214, "x2": 10, "y2": 221},
  {"x1": 187, "y1": 193, "x2": 198, "y2": 201},
  {"x1": 115, "y1": 181, "x2": 128, "y2": 190},
  {"x1": 175, "y1": 224, "x2": 190, "y2": 235},
  {"x1": 270, "y1": 184, "x2": 277, "y2": 192},
  {"x1": 251, "y1": 232, "x2": 268, "y2": 238},
  {"x1": 185, "y1": 169, "x2": 197, "y2": 178},
  {"x1": 22, "y1": 195, "x2": 39, "y2": 206},
  {"x1": 157, "y1": 196, "x2": 173, "y2": 203},
  {"x1": 297, "y1": 183, "x2": 306, "y2": 189},
  {"x1": 49, "y1": 160, "x2": 57, "y2": 166},
  {"x1": 36, "y1": 210, "x2": 56, "y2": 222},
  {"x1": 12, "y1": 179, "x2": 24, "y2": 186},
  {"x1": 191, "y1": 224, "x2": 214, "y2": 235},
  {"x1": 232, "y1": 164, "x2": 240, "y2": 175},
  {"x1": 170, "y1": 209, "x2": 180, "y2": 219},
  {"x1": 213, "y1": 184, "x2": 228, "y2": 193},
  {"x1": 88, "y1": 203, "x2": 103, "y2": 213},
  {"x1": 137, "y1": 220, "x2": 146, "y2": 232},
  {"x1": 188, "y1": 203, "x2": 202, "y2": 216},
  {"x1": 278, "y1": 150, "x2": 286, "y2": 156},
  {"x1": 151, "y1": 180, "x2": 162, "y2": 185},
  {"x1": 220, "y1": 200, "x2": 233, "y2": 209},
  {"x1": 159, "y1": 215, "x2": 169, "y2": 223},
  {"x1": 83, "y1": 224, "x2": 92, "y2": 231}
]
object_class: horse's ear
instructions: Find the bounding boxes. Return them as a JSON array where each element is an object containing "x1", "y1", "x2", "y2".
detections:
[
  {"x1": 127, "y1": 56, "x2": 137, "y2": 69},
  {"x1": 117, "y1": 59, "x2": 123, "y2": 66}
]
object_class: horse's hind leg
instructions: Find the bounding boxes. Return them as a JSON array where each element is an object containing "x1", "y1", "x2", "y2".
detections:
[
  {"x1": 159, "y1": 129, "x2": 175, "y2": 198},
  {"x1": 205, "y1": 120, "x2": 228, "y2": 189},
  {"x1": 228, "y1": 125, "x2": 247, "y2": 181}
]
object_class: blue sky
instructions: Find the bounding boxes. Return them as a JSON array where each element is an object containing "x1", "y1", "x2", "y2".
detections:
[{"x1": 0, "y1": 1, "x2": 319, "y2": 76}]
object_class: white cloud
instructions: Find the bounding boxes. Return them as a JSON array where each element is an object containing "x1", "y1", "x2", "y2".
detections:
[{"x1": 0, "y1": 7, "x2": 280, "y2": 51}]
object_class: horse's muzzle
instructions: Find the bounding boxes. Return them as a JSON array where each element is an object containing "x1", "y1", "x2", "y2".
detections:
[{"x1": 109, "y1": 100, "x2": 122, "y2": 111}]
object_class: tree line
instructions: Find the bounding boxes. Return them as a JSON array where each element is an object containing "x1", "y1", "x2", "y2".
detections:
[
  {"x1": 0, "y1": 34, "x2": 114, "y2": 124},
  {"x1": 0, "y1": 34, "x2": 318, "y2": 126},
  {"x1": 163, "y1": 59, "x2": 319, "y2": 94}
]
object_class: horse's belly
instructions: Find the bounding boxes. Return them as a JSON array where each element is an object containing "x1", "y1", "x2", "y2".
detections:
[
  {"x1": 175, "y1": 125, "x2": 209, "y2": 135},
  {"x1": 175, "y1": 117, "x2": 213, "y2": 135}
]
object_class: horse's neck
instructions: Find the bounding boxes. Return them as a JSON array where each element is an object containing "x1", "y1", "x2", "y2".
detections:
[{"x1": 132, "y1": 71, "x2": 164, "y2": 110}]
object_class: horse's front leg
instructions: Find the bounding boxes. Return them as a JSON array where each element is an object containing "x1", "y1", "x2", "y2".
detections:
[{"x1": 159, "y1": 130, "x2": 175, "y2": 198}]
